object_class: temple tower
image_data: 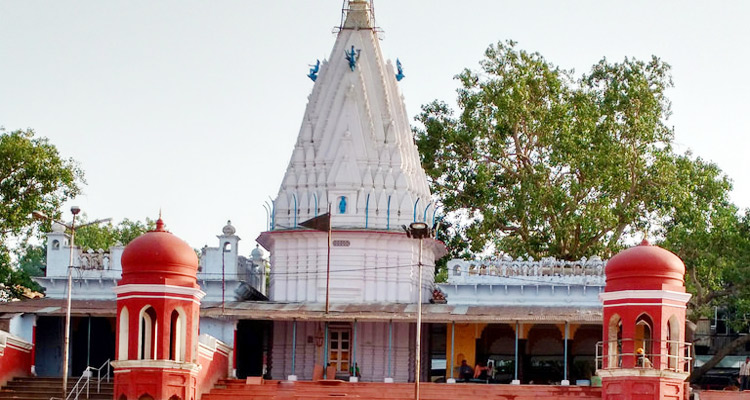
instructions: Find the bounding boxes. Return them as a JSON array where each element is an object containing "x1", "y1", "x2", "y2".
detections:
[
  {"x1": 111, "y1": 218, "x2": 205, "y2": 400},
  {"x1": 257, "y1": 0, "x2": 446, "y2": 305},
  {"x1": 597, "y1": 239, "x2": 691, "y2": 400}
]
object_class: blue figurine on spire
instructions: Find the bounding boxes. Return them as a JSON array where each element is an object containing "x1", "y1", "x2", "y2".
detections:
[
  {"x1": 345, "y1": 45, "x2": 361, "y2": 71},
  {"x1": 307, "y1": 59, "x2": 320, "y2": 82},
  {"x1": 395, "y1": 58, "x2": 405, "y2": 81}
]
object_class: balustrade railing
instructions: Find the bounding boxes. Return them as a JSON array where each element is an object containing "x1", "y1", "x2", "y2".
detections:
[
  {"x1": 447, "y1": 256, "x2": 606, "y2": 285},
  {"x1": 595, "y1": 339, "x2": 692, "y2": 373}
]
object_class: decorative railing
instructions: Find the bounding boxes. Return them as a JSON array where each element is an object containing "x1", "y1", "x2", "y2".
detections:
[
  {"x1": 77, "y1": 249, "x2": 112, "y2": 270},
  {"x1": 446, "y1": 256, "x2": 606, "y2": 286},
  {"x1": 595, "y1": 339, "x2": 692, "y2": 373}
]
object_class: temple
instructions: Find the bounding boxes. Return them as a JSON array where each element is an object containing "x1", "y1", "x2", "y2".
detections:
[{"x1": 0, "y1": 1, "x2": 712, "y2": 399}]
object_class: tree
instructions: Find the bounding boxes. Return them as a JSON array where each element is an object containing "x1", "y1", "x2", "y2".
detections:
[
  {"x1": 414, "y1": 40, "x2": 748, "y2": 382},
  {"x1": 0, "y1": 128, "x2": 83, "y2": 300},
  {"x1": 74, "y1": 217, "x2": 155, "y2": 251},
  {"x1": 657, "y1": 163, "x2": 750, "y2": 381},
  {"x1": 416, "y1": 40, "x2": 688, "y2": 260},
  {"x1": 0, "y1": 128, "x2": 83, "y2": 239}
]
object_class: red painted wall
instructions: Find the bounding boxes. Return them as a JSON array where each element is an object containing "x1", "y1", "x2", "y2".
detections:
[
  {"x1": 196, "y1": 339, "x2": 230, "y2": 399},
  {"x1": 0, "y1": 334, "x2": 33, "y2": 387}
]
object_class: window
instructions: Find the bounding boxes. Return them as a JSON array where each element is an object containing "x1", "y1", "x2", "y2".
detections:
[
  {"x1": 635, "y1": 313, "x2": 654, "y2": 357},
  {"x1": 328, "y1": 326, "x2": 351, "y2": 374},
  {"x1": 52, "y1": 240, "x2": 60, "y2": 250},
  {"x1": 118, "y1": 307, "x2": 129, "y2": 360},
  {"x1": 169, "y1": 308, "x2": 186, "y2": 362},
  {"x1": 139, "y1": 306, "x2": 158, "y2": 360}
]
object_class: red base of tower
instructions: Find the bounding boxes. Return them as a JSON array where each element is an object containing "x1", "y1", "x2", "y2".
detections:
[
  {"x1": 113, "y1": 361, "x2": 199, "y2": 400},
  {"x1": 601, "y1": 374, "x2": 688, "y2": 400}
]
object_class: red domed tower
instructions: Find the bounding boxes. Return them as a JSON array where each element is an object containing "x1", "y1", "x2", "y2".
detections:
[
  {"x1": 111, "y1": 218, "x2": 205, "y2": 400},
  {"x1": 597, "y1": 239, "x2": 692, "y2": 400}
]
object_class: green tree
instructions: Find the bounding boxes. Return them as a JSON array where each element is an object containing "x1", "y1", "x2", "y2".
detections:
[
  {"x1": 415, "y1": 40, "x2": 747, "y2": 382},
  {"x1": 0, "y1": 128, "x2": 83, "y2": 300},
  {"x1": 416, "y1": 40, "x2": 685, "y2": 260},
  {"x1": 75, "y1": 217, "x2": 155, "y2": 251}
]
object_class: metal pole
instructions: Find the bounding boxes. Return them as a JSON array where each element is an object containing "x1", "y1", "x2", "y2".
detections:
[
  {"x1": 325, "y1": 204, "x2": 332, "y2": 314},
  {"x1": 323, "y1": 322, "x2": 329, "y2": 378},
  {"x1": 514, "y1": 321, "x2": 519, "y2": 382},
  {"x1": 87, "y1": 315, "x2": 91, "y2": 367},
  {"x1": 450, "y1": 321, "x2": 455, "y2": 379},
  {"x1": 62, "y1": 211, "x2": 77, "y2": 397},
  {"x1": 352, "y1": 319, "x2": 357, "y2": 378},
  {"x1": 563, "y1": 321, "x2": 569, "y2": 383},
  {"x1": 388, "y1": 319, "x2": 393, "y2": 378},
  {"x1": 414, "y1": 238, "x2": 423, "y2": 400},
  {"x1": 291, "y1": 320, "x2": 297, "y2": 375}
]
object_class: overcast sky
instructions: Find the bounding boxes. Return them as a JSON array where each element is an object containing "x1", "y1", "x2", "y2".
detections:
[{"x1": 2, "y1": 1, "x2": 749, "y2": 253}]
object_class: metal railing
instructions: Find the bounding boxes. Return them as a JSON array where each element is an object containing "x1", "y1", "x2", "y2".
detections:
[
  {"x1": 59, "y1": 359, "x2": 110, "y2": 400},
  {"x1": 595, "y1": 339, "x2": 693, "y2": 373}
]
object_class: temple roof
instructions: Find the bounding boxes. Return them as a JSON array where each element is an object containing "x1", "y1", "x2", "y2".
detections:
[{"x1": 272, "y1": 0, "x2": 432, "y2": 231}]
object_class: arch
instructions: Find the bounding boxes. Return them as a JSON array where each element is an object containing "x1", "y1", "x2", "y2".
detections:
[
  {"x1": 138, "y1": 306, "x2": 158, "y2": 360},
  {"x1": 118, "y1": 394, "x2": 127, "y2": 400},
  {"x1": 52, "y1": 239, "x2": 60, "y2": 250},
  {"x1": 223, "y1": 242, "x2": 232, "y2": 252},
  {"x1": 635, "y1": 313, "x2": 654, "y2": 357},
  {"x1": 118, "y1": 306, "x2": 129, "y2": 360},
  {"x1": 138, "y1": 394, "x2": 154, "y2": 400},
  {"x1": 607, "y1": 314, "x2": 622, "y2": 368},
  {"x1": 169, "y1": 307, "x2": 187, "y2": 362},
  {"x1": 168, "y1": 396, "x2": 182, "y2": 400},
  {"x1": 667, "y1": 315, "x2": 681, "y2": 370}
]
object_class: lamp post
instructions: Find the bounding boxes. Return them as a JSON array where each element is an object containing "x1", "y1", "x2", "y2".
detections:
[
  {"x1": 32, "y1": 207, "x2": 111, "y2": 397},
  {"x1": 403, "y1": 222, "x2": 431, "y2": 400}
]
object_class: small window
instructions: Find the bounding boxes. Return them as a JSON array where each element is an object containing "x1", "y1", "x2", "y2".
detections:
[{"x1": 52, "y1": 240, "x2": 60, "y2": 250}]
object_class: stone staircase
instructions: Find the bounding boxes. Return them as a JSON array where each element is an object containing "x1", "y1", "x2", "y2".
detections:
[
  {"x1": 202, "y1": 379, "x2": 602, "y2": 400},
  {"x1": 0, "y1": 376, "x2": 113, "y2": 400}
]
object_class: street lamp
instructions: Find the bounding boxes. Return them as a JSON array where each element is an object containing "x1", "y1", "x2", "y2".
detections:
[
  {"x1": 32, "y1": 207, "x2": 111, "y2": 397},
  {"x1": 403, "y1": 222, "x2": 432, "y2": 400}
]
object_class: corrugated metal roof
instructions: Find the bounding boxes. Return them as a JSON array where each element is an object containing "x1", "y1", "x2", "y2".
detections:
[
  {"x1": 0, "y1": 298, "x2": 602, "y2": 323},
  {"x1": 0, "y1": 298, "x2": 117, "y2": 317},
  {"x1": 200, "y1": 301, "x2": 602, "y2": 323}
]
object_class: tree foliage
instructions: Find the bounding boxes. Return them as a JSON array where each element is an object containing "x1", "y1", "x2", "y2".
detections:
[
  {"x1": 75, "y1": 217, "x2": 155, "y2": 251},
  {"x1": 416, "y1": 40, "x2": 701, "y2": 260},
  {"x1": 0, "y1": 128, "x2": 83, "y2": 300},
  {"x1": 0, "y1": 128, "x2": 83, "y2": 239},
  {"x1": 415, "y1": 40, "x2": 747, "y2": 382}
]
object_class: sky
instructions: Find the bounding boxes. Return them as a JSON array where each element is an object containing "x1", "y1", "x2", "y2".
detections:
[{"x1": 1, "y1": 1, "x2": 749, "y2": 253}]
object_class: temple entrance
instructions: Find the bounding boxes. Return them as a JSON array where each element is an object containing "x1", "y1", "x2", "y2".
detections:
[
  {"x1": 236, "y1": 319, "x2": 272, "y2": 379},
  {"x1": 71, "y1": 316, "x2": 116, "y2": 375},
  {"x1": 35, "y1": 316, "x2": 63, "y2": 377}
]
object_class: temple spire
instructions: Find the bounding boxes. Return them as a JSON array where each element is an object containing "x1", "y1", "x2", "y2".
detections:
[{"x1": 341, "y1": 0, "x2": 374, "y2": 29}]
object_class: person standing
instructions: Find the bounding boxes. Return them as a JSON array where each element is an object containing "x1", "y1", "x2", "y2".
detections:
[{"x1": 740, "y1": 357, "x2": 750, "y2": 391}]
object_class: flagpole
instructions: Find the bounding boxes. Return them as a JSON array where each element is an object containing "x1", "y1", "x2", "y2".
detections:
[{"x1": 325, "y1": 203, "x2": 332, "y2": 314}]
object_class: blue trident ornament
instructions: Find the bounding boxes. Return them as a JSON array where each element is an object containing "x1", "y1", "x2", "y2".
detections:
[
  {"x1": 395, "y1": 58, "x2": 405, "y2": 81},
  {"x1": 345, "y1": 45, "x2": 361, "y2": 71},
  {"x1": 307, "y1": 59, "x2": 320, "y2": 82}
]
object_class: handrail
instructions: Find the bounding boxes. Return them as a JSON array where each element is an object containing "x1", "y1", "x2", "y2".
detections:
[
  {"x1": 595, "y1": 339, "x2": 693, "y2": 373},
  {"x1": 93, "y1": 359, "x2": 111, "y2": 392},
  {"x1": 65, "y1": 371, "x2": 90, "y2": 400},
  {"x1": 60, "y1": 359, "x2": 110, "y2": 400}
]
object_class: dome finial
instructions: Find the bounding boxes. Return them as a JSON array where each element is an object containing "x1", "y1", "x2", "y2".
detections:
[{"x1": 155, "y1": 210, "x2": 166, "y2": 232}]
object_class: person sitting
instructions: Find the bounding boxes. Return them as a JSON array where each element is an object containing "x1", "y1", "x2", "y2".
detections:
[
  {"x1": 458, "y1": 360, "x2": 474, "y2": 381},
  {"x1": 636, "y1": 348, "x2": 652, "y2": 368},
  {"x1": 473, "y1": 362, "x2": 490, "y2": 380}
]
